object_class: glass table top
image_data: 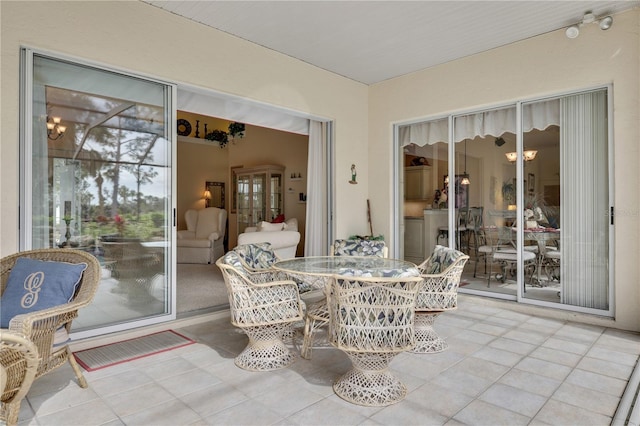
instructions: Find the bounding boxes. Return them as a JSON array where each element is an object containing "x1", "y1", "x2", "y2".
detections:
[{"x1": 273, "y1": 256, "x2": 419, "y2": 277}]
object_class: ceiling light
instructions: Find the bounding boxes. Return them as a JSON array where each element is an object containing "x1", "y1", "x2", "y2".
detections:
[
  {"x1": 565, "y1": 25, "x2": 580, "y2": 39},
  {"x1": 505, "y1": 150, "x2": 537, "y2": 162},
  {"x1": 599, "y1": 16, "x2": 613, "y2": 30},
  {"x1": 565, "y1": 11, "x2": 614, "y2": 39},
  {"x1": 461, "y1": 139, "x2": 470, "y2": 185}
]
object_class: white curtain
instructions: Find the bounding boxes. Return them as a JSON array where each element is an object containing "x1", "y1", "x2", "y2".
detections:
[
  {"x1": 560, "y1": 91, "x2": 609, "y2": 309},
  {"x1": 304, "y1": 120, "x2": 327, "y2": 256},
  {"x1": 401, "y1": 100, "x2": 559, "y2": 146}
]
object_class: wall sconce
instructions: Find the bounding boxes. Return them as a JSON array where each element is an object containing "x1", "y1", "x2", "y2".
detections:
[
  {"x1": 203, "y1": 189, "x2": 211, "y2": 207},
  {"x1": 505, "y1": 150, "x2": 537, "y2": 162},
  {"x1": 565, "y1": 11, "x2": 613, "y2": 39},
  {"x1": 47, "y1": 116, "x2": 66, "y2": 141}
]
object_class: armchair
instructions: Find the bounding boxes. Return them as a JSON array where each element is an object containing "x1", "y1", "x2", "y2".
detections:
[
  {"x1": 0, "y1": 249, "x2": 100, "y2": 390},
  {"x1": 415, "y1": 246, "x2": 469, "y2": 353},
  {"x1": 328, "y1": 275, "x2": 423, "y2": 406},
  {"x1": 215, "y1": 243, "x2": 303, "y2": 371},
  {"x1": 237, "y1": 218, "x2": 300, "y2": 259},
  {"x1": 177, "y1": 207, "x2": 227, "y2": 264},
  {"x1": 1, "y1": 331, "x2": 39, "y2": 426}
]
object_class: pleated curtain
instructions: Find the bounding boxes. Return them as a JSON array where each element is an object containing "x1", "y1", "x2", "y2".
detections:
[{"x1": 560, "y1": 90, "x2": 609, "y2": 309}]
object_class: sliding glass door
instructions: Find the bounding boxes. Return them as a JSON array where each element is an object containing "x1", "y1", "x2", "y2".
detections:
[
  {"x1": 21, "y1": 50, "x2": 175, "y2": 337},
  {"x1": 397, "y1": 87, "x2": 612, "y2": 315}
]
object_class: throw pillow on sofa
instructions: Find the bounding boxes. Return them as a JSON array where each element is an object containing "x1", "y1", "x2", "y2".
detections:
[{"x1": 257, "y1": 221, "x2": 285, "y2": 232}]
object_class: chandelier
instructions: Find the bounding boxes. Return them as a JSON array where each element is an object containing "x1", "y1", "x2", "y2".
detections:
[
  {"x1": 47, "y1": 116, "x2": 66, "y2": 141},
  {"x1": 505, "y1": 150, "x2": 537, "y2": 162}
]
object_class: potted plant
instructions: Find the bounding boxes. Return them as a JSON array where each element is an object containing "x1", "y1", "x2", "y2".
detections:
[
  {"x1": 205, "y1": 129, "x2": 229, "y2": 148},
  {"x1": 228, "y1": 122, "x2": 245, "y2": 139}
]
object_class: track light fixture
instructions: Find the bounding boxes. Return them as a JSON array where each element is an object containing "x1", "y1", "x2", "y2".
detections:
[{"x1": 565, "y1": 11, "x2": 613, "y2": 39}]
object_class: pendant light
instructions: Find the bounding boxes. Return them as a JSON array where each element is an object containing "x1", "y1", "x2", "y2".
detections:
[{"x1": 461, "y1": 139, "x2": 470, "y2": 185}]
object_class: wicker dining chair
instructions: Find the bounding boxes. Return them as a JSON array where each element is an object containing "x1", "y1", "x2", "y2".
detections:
[
  {"x1": 0, "y1": 249, "x2": 101, "y2": 389},
  {"x1": 415, "y1": 245, "x2": 469, "y2": 353},
  {"x1": 0, "y1": 330, "x2": 39, "y2": 426},
  {"x1": 328, "y1": 275, "x2": 423, "y2": 406},
  {"x1": 216, "y1": 244, "x2": 303, "y2": 371},
  {"x1": 301, "y1": 238, "x2": 388, "y2": 360}
]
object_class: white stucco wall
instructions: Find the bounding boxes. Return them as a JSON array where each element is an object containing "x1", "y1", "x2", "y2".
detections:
[
  {"x1": 0, "y1": 0, "x2": 370, "y2": 255},
  {"x1": 369, "y1": 9, "x2": 640, "y2": 331}
]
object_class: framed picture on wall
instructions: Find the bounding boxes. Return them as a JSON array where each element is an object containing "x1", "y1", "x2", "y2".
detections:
[
  {"x1": 528, "y1": 173, "x2": 535, "y2": 193},
  {"x1": 230, "y1": 165, "x2": 243, "y2": 213}
]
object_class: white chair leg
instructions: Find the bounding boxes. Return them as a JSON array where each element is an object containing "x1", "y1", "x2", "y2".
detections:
[
  {"x1": 235, "y1": 324, "x2": 295, "y2": 371},
  {"x1": 412, "y1": 311, "x2": 448, "y2": 353},
  {"x1": 301, "y1": 302, "x2": 329, "y2": 360}
]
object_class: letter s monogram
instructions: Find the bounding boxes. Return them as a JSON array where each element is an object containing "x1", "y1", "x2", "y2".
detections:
[{"x1": 21, "y1": 271, "x2": 44, "y2": 308}]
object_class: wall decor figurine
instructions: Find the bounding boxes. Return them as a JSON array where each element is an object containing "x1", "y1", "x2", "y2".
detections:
[{"x1": 350, "y1": 164, "x2": 357, "y2": 184}]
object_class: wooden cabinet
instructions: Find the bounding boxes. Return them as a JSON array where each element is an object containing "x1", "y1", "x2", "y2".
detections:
[
  {"x1": 236, "y1": 165, "x2": 284, "y2": 235},
  {"x1": 404, "y1": 166, "x2": 433, "y2": 200}
]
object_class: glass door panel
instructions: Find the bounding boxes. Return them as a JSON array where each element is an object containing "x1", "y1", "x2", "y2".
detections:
[
  {"x1": 522, "y1": 91, "x2": 610, "y2": 311},
  {"x1": 251, "y1": 173, "x2": 266, "y2": 224},
  {"x1": 453, "y1": 107, "x2": 518, "y2": 297},
  {"x1": 270, "y1": 173, "x2": 283, "y2": 219},
  {"x1": 237, "y1": 175, "x2": 251, "y2": 233},
  {"x1": 25, "y1": 52, "x2": 173, "y2": 336},
  {"x1": 399, "y1": 118, "x2": 449, "y2": 265}
]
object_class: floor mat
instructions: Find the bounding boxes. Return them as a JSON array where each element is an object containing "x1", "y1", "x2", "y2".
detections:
[{"x1": 73, "y1": 330, "x2": 196, "y2": 371}]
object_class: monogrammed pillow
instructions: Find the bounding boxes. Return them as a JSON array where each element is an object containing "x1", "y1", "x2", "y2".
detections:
[{"x1": 0, "y1": 257, "x2": 87, "y2": 328}]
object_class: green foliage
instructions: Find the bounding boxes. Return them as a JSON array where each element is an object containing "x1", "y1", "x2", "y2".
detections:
[{"x1": 205, "y1": 129, "x2": 229, "y2": 148}]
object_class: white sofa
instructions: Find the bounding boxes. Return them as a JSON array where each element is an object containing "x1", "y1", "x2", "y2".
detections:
[
  {"x1": 177, "y1": 207, "x2": 227, "y2": 264},
  {"x1": 237, "y1": 218, "x2": 300, "y2": 259}
]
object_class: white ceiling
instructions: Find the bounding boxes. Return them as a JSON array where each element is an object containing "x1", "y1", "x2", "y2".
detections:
[{"x1": 144, "y1": 1, "x2": 638, "y2": 85}]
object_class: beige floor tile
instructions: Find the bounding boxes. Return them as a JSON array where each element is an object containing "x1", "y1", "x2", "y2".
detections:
[
  {"x1": 119, "y1": 398, "x2": 202, "y2": 426},
  {"x1": 471, "y1": 345, "x2": 525, "y2": 367},
  {"x1": 406, "y1": 383, "x2": 474, "y2": 418},
  {"x1": 514, "y1": 356, "x2": 572, "y2": 381},
  {"x1": 498, "y1": 369, "x2": 561, "y2": 398},
  {"x1": 488, "y1": 336, "x2": 537, "y2": 355},
  {"x1": 534, "y1": 398, "x2": 611, "y2": 425},
  {"x1": 564, "y1": 368, "x2": 628, "y2": 396},
  {"x1": 529, "y1": 346, "x2": 582, "y2": 367},
  {"x1": 453, "y1": 399, "x2": 531, "y2": 425},
  {"x1": 478, "y1": 383, "x2": 547, "y2": 417},
  {"x1": 576, "y1": 356, "x2": 635, "y2": 380},
  {"x1": 552, "y1": 381, "x2": 621, "y2": 416}
]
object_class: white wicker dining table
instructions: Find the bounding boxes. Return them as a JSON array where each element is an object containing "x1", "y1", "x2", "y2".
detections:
[{"x1": 273, "y1": 256, "x2": 421, "y2": 359}]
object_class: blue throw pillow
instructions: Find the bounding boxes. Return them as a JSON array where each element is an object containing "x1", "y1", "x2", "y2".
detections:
[{"x1": 0, "y1": 257, "x2": 87, "y2": 328}]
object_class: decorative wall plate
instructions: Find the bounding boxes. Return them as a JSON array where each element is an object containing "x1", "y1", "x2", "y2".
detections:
[{"x1": 177, "y1": 119, "x2": 192, "y2": 136}]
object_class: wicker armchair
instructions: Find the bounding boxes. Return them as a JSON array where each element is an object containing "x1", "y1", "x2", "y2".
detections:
[
  {"x1": 0, "y1": 331, "x2": 39, "y2": 426},
  {"x1": 216, "y1": 243, "x2": 303, "y2": 371},
  {"x1": 301, "y1": 238, "x2": 388, "y2": 360},
  {"x1": 328, "y1": 275, "x2": 423, "y2": 406},
  {"x1": 0, "y1": 249, "x2": 101, "y2": 388},
  {"x1": 415, "y1": 245, "x2": 469, "y2": 353}
]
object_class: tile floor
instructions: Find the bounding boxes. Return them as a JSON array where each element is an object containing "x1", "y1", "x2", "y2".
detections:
[{"x1": 16, "y1": 295, "x2": 640, "y2": 425}]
